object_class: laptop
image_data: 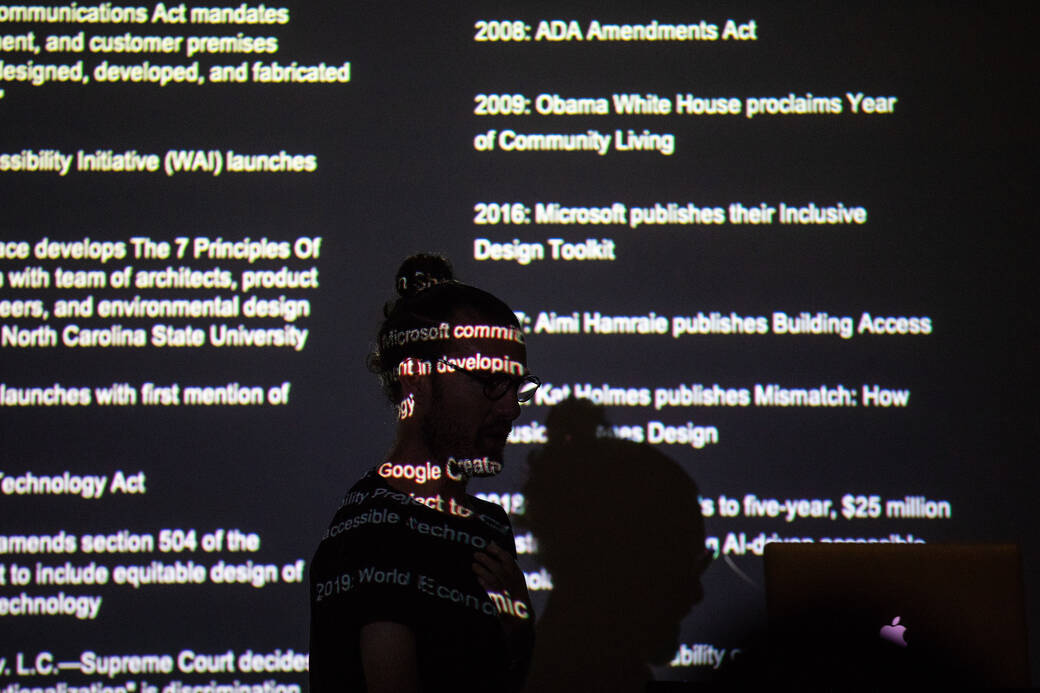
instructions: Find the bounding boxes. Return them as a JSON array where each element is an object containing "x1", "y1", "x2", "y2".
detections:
[{"x1": 764, "y1": 543, "x2": 1030, "y2": 687}]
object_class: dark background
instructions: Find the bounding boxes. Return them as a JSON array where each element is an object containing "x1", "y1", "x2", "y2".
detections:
[{"x1": 0, "y1": 1, "x2": 1035, "y2": 685}]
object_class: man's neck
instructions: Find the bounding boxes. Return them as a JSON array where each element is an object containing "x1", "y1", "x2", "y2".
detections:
[{"x1": 381, "y1": 439, "x2": 469, "y2": 502}]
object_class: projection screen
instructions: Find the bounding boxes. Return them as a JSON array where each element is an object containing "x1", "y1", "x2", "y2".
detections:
[{"x1": 1, "y1": 1, "x2": 1035, "y2": 688}]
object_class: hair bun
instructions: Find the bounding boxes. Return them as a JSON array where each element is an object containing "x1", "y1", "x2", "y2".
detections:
[{"x1": 395, "y1": 253, "x2": 454, "y2": 298}]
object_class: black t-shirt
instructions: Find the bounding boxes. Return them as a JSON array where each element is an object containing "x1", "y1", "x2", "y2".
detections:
[{"x1": 309, "y1": 468, "x2": 529, "y2": 692}]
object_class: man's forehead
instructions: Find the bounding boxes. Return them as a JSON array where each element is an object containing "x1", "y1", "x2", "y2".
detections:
[
  {"x1": 442, "y1": 339, "x2": 528, "y2": 368},
  {"x1": 446, "y1": 318, "x2": 525, "y2": 345},
  {"x1": 441, "y1": 322, "x2": 529, "y2": 375}
]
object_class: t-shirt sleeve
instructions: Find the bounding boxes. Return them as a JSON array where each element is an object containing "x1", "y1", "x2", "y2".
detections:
[
  {"x1": 311, "y1": 507, "x2": 422, "y2": 629},
  {"x1": 309, "y1": 500, "x2": 425, "y2": 692}
]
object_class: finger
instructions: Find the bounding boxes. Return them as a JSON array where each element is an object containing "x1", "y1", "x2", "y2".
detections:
[
  {"x1": 471, "y1": 561, "x2": 501, "y2": 590},
  {"x1": 473, "y1": 554, "x2": 510, "y2": 587},
  {"x1": 486, "y1": 542, "x2": 510, "y2": 560},
  {"x1": 475, "y1": 545, "x2": 507, "y2": 567},
  {"x1": 472, "y1": 551, "x2": 504, "y2": 572}
]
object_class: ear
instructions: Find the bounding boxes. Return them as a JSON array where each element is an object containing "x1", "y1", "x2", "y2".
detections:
[{"x1": 397, "y1": 357, "x2": 433, "y2": 408}]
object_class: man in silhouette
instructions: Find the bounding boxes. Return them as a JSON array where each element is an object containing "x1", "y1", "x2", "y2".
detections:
[{"x1": 310, "y1": 255, "x2": 536, "y2": 692}]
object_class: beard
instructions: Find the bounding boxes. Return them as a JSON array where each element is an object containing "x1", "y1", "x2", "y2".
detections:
[{"x1": 420, "y1": 377, "x2": 507, "y2": 477}]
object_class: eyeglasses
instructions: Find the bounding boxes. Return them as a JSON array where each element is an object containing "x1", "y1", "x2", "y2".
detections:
[
  {"x1": 697, "y1": 547, "x2": 715, "y2": 575},
  {"x1": 437, "y1": 358, "x2": 541, "y2": 403}
]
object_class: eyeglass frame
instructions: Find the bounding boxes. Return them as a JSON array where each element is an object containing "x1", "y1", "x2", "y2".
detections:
[{"x1": 436, "y1": 357, "x2": 541, "y2": 403}]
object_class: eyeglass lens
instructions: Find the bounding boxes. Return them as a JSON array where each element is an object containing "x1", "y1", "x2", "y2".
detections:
[{"x1": 486, "y1": 375, "x2": 539, "y2": 402}]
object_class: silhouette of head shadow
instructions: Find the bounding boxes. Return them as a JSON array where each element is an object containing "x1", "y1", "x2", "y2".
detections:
[{"x1": 519, "y1": 399, "x2": 707, "y2": 692}]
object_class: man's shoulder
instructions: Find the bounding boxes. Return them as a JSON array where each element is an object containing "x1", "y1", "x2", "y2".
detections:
[
  {"x1": 316, "y1": 469, "x2": 422, "y2": 541},
  {"x1": 466, "y1": 493, "x2": 510, "y2": 521},
  {"x1": 331, "y1": 467, "x2": 427, "y2": 513}
]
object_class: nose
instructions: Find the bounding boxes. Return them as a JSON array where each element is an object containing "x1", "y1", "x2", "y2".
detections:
[{"x1": 494, "y1": 386, "x2": 523, "y2": 421}]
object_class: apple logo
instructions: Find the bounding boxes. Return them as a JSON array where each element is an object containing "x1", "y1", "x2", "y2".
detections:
[{"x1": 879, "y1": 616, "x2": 908, "y2": 647}]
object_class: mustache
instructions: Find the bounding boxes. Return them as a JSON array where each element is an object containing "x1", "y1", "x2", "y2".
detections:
[
  {"x1": 480, "y1": 416, "x2": 513, "y2": 432},
  {"x1": 480, "y1": 422, "x2": 513, "y2": 438}
]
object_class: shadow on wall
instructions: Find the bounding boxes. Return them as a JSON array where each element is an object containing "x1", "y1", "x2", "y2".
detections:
[{"x1": 519, "y1": 399, "x2": 707, "y2": 693}]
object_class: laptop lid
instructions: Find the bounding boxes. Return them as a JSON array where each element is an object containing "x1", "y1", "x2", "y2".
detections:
[{"x1": 764, "y1": 543, "x2": 1030, "y2": 687}]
